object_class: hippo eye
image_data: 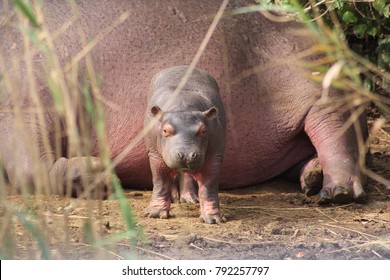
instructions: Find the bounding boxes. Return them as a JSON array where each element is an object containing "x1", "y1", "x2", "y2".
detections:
[
  {"x1": 198, "y1": 126, "x2": 207, "y2": 137},
  {"x1": 162, "y1": 124, "x2": 174, "y2": 137}
]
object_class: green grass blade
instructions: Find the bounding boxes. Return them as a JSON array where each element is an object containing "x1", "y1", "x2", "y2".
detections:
[
  {"x1": 14, "y1": 210, "x2": 51, "y2": 259},
  {"x1": 12, "y1": 0, "x2": 40, "y2": 28},
  {"x1": 111, "y1": 177, "x2": 139, "y2": 247}
]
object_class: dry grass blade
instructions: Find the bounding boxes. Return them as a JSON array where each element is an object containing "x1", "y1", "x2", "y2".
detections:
[
  {"x1": 117, "y1": 243, "x2": 175, "y2": 260},
  {"x1": 324, "y1": 223, "x2": 380, "y2": 240},
  {"x1": 315, "y1": 208, "x2": 339, "y2": 222}
]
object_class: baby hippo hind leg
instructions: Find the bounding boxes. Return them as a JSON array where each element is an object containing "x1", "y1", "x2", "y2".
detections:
[
  {"x1": 170, "y1": 172, "x2": 199, "y2": 204},
  {"x1": 305, "y1": 95, "x2": 367, "y2": 204},
  {"x1": 50, "y1": 156, "x2": 117, "y2": 199},
  {"x1": 179, "y1": 172, "x2": 199, "y2": 203}
]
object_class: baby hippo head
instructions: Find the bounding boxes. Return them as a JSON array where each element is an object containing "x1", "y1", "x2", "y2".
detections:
[{"x1": 151, "y1": 105, "x2": 218, "y2": 171}]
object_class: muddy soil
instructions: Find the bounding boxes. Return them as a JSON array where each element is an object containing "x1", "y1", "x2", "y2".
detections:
[{"x1": 5, "y1": 118, "x2": 390, "y2": 260}]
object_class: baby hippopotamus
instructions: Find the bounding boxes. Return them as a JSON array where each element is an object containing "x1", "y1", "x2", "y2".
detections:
[{"x1": 144, "y1": 66, "x2": 226, "y2": 224}]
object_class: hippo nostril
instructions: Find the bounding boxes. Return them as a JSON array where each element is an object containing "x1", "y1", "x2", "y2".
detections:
[{"x1": 177, "y1": 152, "x2": 184, "y2": 160}]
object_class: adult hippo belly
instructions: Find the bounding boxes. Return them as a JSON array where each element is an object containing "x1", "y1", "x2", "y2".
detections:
[{"x1": 0, "y1": 0, "x2": 365, "y2": 204}]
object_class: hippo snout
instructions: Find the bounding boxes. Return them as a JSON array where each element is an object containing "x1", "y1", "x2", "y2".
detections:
[
  {"x1": 172, "y1": 150, "x2": 204, "y2": 171},
  {"x1": 176, "y1": 152, "x2": 199, "y2": 161}
]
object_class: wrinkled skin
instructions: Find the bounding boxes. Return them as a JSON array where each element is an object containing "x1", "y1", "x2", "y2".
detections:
[
  {"x1": 0, "y1": 0, "x2": 366, "y2": 220},
  {"x1": 144, "y1": 67, "x2": 226, "y2": 223}
]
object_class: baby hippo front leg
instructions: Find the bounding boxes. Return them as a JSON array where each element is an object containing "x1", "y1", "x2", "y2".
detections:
[
  {"x1": 192, "y1": 155, "x2": 226, "y2": 224},
  {"x1": 144, "y1": 154, "x2": 175, "y2": 219}
]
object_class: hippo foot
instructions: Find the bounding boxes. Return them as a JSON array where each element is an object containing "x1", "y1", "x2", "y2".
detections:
[
  {"x1": 50, "y1": 156, "x2": 116, "y2": 199},
  {"x1": 70, "y1": 171, "x2": 117, "y2": 200},
  {"x1": 180, "y1": 191, "x2": 199, "y2": 204},
  {"x1": 144, "y1": 200, "x2": 171, "y2": 219},
  {"x1": 300, "y1": 157, "x2": 323, "y2": 196},
  {"x1": 170, "y1": 188, "x2": 199, "y2": 204},
  {"x1": 318, "y1": 175, "x2": 366, "y2": 204},
  {"x1": 171, "y1": 186, "x2": 180, "y2": 203},
  {"x1": 199, "y1": 212, "x2": 226, "y2": 224},
  {"x1": 199, "y1": 201, "x2": 225, "y2": 224}
]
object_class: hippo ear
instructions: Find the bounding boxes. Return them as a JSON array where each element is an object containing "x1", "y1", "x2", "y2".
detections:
[
  {"x1": 151, "y1": 106, "x2": 164, "y2": 118},
  {"x1": 203, "y1": 107, "x2": 218, "y2": 120}
]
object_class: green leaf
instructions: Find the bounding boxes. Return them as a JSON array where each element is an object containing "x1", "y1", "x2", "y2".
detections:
[
  {"x1": 354, "y1": 24, "x2": 368, "y2": 39},
  {"x1": 373, "y1": 0, "x2": 386, "y2": 14},
  {"x1": 342, "y1": 11, "x2": 357, "y2": 24},
  {"x1": 384, "y1": 5, "x2": 390, "y2": 18},
  {"x1": 381, "y1": 52, "x2": 390, "y2": 63},
  {"x1": 12, "y1": 0, "x2": 40, "y2": 28},
  {"x1": 363, "y1": 79, "x2": 373, "y2": 91},
  {"x1": 332, "y1": 0, "x2": 345, "y2": 10},
  {"x1": 367, "y1": 26, "x2": 379, "y2": 37}
]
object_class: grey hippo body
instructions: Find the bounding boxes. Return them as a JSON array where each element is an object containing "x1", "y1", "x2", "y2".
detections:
[
  {"x1": 145, "y1": 67, "x2": 226, "y2": 223},
  {"x1": 0, "y1": 0, "x2": 365, "y2": 220}
]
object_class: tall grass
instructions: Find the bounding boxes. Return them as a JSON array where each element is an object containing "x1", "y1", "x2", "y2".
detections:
[
  {"x1": 289, "y1": 0, "x2": 390, "y2": 186},
  {"x1": 0, "y1": 0, "x2": 139, "y2": 259}
]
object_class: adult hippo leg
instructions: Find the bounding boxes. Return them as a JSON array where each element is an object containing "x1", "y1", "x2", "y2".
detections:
[
  {"x1": 192, "y1": 155, "x2": 225, "y2": 224},
  {"x1": 305, "y1": 94, "x2": 366, "y2": 203},
  {"x1": 0, "y1": 114, "x2": 44, "y2": 193},
  {"x1": 0, "y1": 114, "x2": 114, "y2": 198},
  {"x1": 145, "y1": 152, "x2": 175, "y2": 219},
  {"x1": 49, "y1": 156, "x2": 113, "y2": 199}
]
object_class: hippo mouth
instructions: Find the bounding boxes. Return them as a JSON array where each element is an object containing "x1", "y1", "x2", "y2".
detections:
[
  {"x1": 178, "y1": 167, "x2": 193, "y2": 172},
  {"x1": 177, "y1": 165, "x2": 198, "y2": 172},
  {"x1": 176, "y1": 161, "x2": 202, "y2": 172}
]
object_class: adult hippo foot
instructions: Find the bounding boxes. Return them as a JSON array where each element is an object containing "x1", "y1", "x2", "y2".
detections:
[
  {"x1": 50, "y1": 156, "x2": 115, "y2": 199},
  {"x1": 297, "y1": 157, "x2": 366, "y2": 204},
  {"x1": 318, "y1": 177, "x2": 366, "y2": 204},
  {"x1": 144, "y1": 199, "x2": 171, "y2": 219},
  {"x1": 299, "y1": 157, "x2": 323, "y2": 196},
  {"x1": 318, "y1": 175, "x2": 366, "y2": 204}
]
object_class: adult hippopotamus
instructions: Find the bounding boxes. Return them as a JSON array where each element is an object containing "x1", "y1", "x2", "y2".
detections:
[{"x1": 0, "y1": 0, "x2": 366, "y2": 222}]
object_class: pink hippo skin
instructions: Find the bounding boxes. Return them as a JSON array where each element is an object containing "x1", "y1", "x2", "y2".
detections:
[{"x1": 0, "y1": 0, "x2": 366, "y2": 223}]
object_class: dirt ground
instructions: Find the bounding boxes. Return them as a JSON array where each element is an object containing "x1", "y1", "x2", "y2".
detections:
[{"x1": 4, "y1": 117, "x2": 390, "y2": 260}]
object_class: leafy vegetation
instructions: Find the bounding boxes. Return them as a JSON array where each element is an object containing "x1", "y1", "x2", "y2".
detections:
[{"x1": 257, "y1": 0, "x2": 390, "y2": 96}]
